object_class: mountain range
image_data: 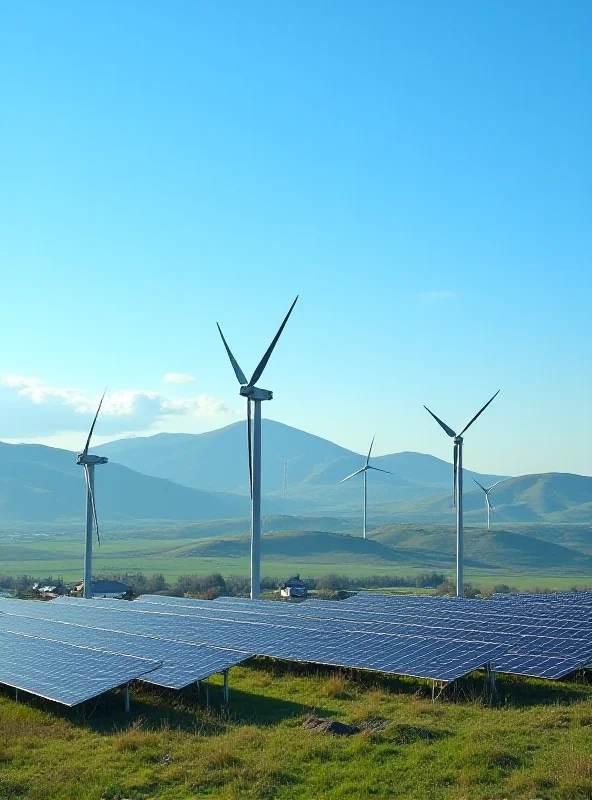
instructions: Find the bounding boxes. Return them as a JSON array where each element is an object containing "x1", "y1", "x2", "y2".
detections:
[
  {"x1": 95, "y1": 420, "x2": 507, "y2": 512},
  {"x1": 0, "y1": 420, "x2": 589, "y2": 525}
]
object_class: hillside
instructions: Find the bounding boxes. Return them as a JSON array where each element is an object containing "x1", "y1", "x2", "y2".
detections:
[
  {"x1": 371, "y1": 524, "x2": 592, "y2": 571},
  {"x1": 372, "y1": 473, "x2": 592, "y2": 524},
  {"x1": 170, "y1": 530, "x2": 444, "y2": 566},
  {"x1": 95, "y1": 420, "x2": 507, "y2": 509},
  {"x1": 0, "y1": 442, "x2": 256, "y2": 522}
]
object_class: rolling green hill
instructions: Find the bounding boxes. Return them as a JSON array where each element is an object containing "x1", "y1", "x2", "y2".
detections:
[
  {"x1": 371, "y1": 524, "x2": 592, "y2": 571},
  {"x1": 150, "y1": 526, "x2": 592, "y2": 573},
  {"x1": 170, "y1": 530, "x2": 443, "y2": 566},
  {"x1": 372, "y1": 473, "x2": 592, "y2": 524}
]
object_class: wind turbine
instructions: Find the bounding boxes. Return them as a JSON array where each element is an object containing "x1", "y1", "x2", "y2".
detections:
[
  {"x1": 472, "y1": 478, "x2": 504, "y2": 531},
  {"x1": 76, "y1": 392, "x2": 108, "y2": 600},
  {"x1": 340, "y1": 436, "x2": 393, "y2": 539},
  {"x1": 217, "y1": 297, "x2": 298, "y2": 599},
  {"x1": 423, "y1": 390, "x2": 499, "y2": 597}
]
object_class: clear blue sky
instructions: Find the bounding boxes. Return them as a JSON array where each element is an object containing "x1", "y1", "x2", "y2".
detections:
[{"x1": 1, "y1": 0, "x2": 590, "y2": 476}]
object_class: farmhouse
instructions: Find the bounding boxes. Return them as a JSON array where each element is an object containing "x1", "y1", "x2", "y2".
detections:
[
  {"x1": 75, "y1": 580, "x2": 132, "y2": 599},
  {"x1": 280, "y1": 576, "x2": 307, "y2": 598}
]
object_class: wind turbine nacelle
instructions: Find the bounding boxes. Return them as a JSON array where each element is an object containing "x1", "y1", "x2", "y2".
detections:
[
  {"x1": 76, "y1": 454, "x2": 109, "y2": 466},
  {"x1": 240, "y1": 385, "x2": 273, "y2": 401}
]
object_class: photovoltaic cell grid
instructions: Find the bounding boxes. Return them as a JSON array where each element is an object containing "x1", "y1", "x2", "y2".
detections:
[
  {"x1": 137, "y1": 595, "x2": 592, "y2": 660},
  {"x1": 35, "y1": 597, "x2": 505, "y2": 682},
  {"x1": 0, "y1": 628, "x2": 160, "y2": 706},
  {"x1": 140, "y1": 594, "x2": 592, "y2": 679},
  {"x1": 0, "y1": 609, "x2": 248, "y2": 690},
  {"x1": 0, "y1": 587, "x2": 587, "y2": 705}
]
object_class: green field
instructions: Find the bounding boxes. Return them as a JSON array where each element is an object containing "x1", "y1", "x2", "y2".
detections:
[
  {"x1": 0, "y1": 661, "x2": 590, "y2": 799},
  {"x1": 1, "y1": 535, "x2": 592, "y2": 592}
]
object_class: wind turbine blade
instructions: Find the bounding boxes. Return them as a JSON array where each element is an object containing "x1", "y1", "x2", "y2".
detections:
[
  {"x1": 249, "y1": 296, "x2": 298, "y2": 386},
  {"x1": 216, "y1": 324, "x2": 248, "y2": 385},
  {"x1": 340, "y1": 467, "x2": 366, "y2": 483},
  {"x1": 368, "y1": 466, "x2": 394, "y2": 475},
  {"x1": 472, "y1": 477, "x2": 487, "y2": 493},
  {"x1": 459, "y1": 390, "x2": 500, "y2": 436},
  {"x1": 365, "y1": 435, "x2": 375, "y2": 466},
  {"x1": 82, "y1": 389, "x2": 106, "y2": 456},
  {"x1": 84, "y1": 465, "x2": 100, "y2": 546},
  {"x1": 488, "y1": 479, "x2": 506, "y2": 492},
  {"x1": 246, "y1": 399, "x2": 253, "y2": 499},
  {"x1": 453, "y1": 443, "x2": 458, "y2": 507},
  {"x1": 423, "y1": 406, "x2": 456, "y2": 438}
]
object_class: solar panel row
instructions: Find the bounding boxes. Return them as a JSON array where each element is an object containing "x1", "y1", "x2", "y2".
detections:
[
  {"x1": 133, "y1": 596, "x2": 592, "y2": 662},
  {"x1": 0, "y1": 587, "x2": 587, "y2": 707},
  {"x1": 2, "y1": 597, "x2": 504, "y2": 683},
  {"x1": 0, "y1": 612, "x2": 247, "y2": 690},
  {"x1": 0, "y1": 628, "x2": 160, "y2": 705},
  {"x1": 148, "y1": 593, "x2": 591, "y2": 680}
]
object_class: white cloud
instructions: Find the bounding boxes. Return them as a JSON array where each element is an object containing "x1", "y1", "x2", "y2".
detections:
[
  {"x1": 163, "y1": 372, "x2": 195, "y2": 384},
  {"x1": 0, "y1": 375, "x2": 240, "y2": 439}
]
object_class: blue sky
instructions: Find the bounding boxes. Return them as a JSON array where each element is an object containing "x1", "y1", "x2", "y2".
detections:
[{"x1": 1, "y1": 0, "x2": 590, "y2": 476}]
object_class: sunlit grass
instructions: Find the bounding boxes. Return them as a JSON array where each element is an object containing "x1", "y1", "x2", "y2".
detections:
[{"x1": 0, "y1": 660, "x2": 590, "y2": 799}]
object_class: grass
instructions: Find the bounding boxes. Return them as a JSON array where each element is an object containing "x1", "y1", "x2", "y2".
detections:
[
  {"x1": 1, "y1": 536, "x2": 592, "y2": 591},
  {"x1": 0, "y1": 661, "x2": 590, "y2": 799}
]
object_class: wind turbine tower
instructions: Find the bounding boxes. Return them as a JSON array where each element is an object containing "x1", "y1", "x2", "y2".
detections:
[
  {"x1": 76, "y1": 392, "x2": 108, "y2": 600},
  {"x1": 340, "y1": 436, "x2": 393, "y2": 539},
  {"x1": 217, "y1": 297, "x2": 298, "y2": 599},
  {"x1": 423, "y1": 390, "x2": 499, "y2": 597},
  {"x1": 472, "y1": 478, "x2": 504, "y2": 530}
]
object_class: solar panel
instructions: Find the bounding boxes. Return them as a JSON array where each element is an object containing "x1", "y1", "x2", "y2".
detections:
[
  {"x1": 130, "y1": 597, "x2": 592, "y2": 663},
  {"x1": 492, "y1": 653, "x2": 586, "y2": 680},
  {"x1": 0, "y1": 628, "x2": 159, "y2": 706},
  {"x1": 0, "y1": 612, "x2": 248, "y2": 689},
  {"x1": 45, "y1": 597, "x2": 506, "y2": 682},
  {"x1": 132, "y1": 595, "x2": 592, "y2": 680},
  {"x1": 5, "y1": 594, "x2": 587, "y2": 685}
]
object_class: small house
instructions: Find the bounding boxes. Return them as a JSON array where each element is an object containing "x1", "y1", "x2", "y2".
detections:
[
  {"x1": 280, "y1": 576, "x2": 307, "y2": 599},
  {"x1": 32, "y1": 582, "x2": 68, "y2": 600},
  {"x1": 75, "y1": 580, "x2": 132, "y2": 599}
]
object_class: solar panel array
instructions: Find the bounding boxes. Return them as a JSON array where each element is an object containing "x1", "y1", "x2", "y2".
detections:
[
  {"x1": 0, "y1": 588, "x2": 588, "y2": 706},
  {"x1": 0, "y1": 628, "x2": 160, "y2": 706},
  {"x1": 75, "y1": 591, "x2": 591, "y2": 679},
  {"x1": 204, "y1": 592, "x2": 592, "y2": 678}
]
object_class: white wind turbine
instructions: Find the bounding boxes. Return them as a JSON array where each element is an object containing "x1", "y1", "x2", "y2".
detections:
[
  {"x1": 472, "y1": 478, "x2": 505, "y2": 531},
  {"x1": 340, "y1": 436, "x2": 393, "y2": 539},
  {"x1": 76, "y1": 392, "x2": 108, "y2": 599},
  {"x1": 217, "y1": 297, "x2": 298, "y2": 599},
  {"x1": 423, "y1": 390, "x2": 499, "y2": 597}
]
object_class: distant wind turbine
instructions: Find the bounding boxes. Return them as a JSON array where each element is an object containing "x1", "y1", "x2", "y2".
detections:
[
  {"x1": 217, "y1": 297, "x2": 298, "y2": 599},
  {"x1": 472, "y1": 478, "x2": 505, "y2": 530},
  {"x1": 340, "y1": 436, "x2": 393, "y2": 539},
  {"x1": 423, "y1": 390, "x2": 500, "y2": 597},
  {"x1": 76, "y1": 392, "x2": 108, "y2": 599}
]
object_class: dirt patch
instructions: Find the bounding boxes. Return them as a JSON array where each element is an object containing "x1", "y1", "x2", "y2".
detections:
[{"x1": 302, "y1": 716, "x2": 360, "y2": 736}]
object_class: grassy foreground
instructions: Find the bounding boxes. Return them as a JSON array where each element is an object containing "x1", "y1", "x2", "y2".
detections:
[{"x1": 0, "y1": 661, "x2": 590, "y2": 799}]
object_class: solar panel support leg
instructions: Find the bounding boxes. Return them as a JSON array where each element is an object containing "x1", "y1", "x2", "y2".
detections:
[
  {"x1": 124, "y1": 683, "x2": 130, "y2": 713},
  {"x1": 205, "y1": 683, "x2": 210, "y2": 709},
  {"x1": 485, "y1": 663, "x2": 496, "y2": 703},
  {"x1": 223, "y1": 670, "x2": 229, "y2": 705},
  {"x1": 15, "y1": 689, "x2": 18, "y2": 703}
]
